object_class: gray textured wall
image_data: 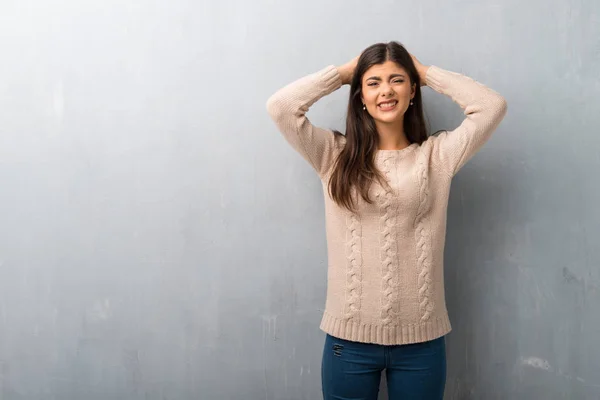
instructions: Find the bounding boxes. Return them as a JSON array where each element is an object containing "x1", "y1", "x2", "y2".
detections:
[{"x1": 1, "y1": 0, "x2": 599, "y2": 399}]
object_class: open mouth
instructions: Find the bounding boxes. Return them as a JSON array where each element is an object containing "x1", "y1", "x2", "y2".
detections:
[{"x1": 377, "y1": 100, "x2": 398, "y2": 111}]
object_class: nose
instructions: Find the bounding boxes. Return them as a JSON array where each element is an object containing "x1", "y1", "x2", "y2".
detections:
[{"x1": 381, "y1": 83, "x2": 394, "y2": 96}]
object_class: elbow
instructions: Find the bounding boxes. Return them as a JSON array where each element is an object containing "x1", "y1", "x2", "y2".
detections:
[
  {"x1": 266, "y1": 92, "x2": 297, "y2": 124},
  {"x1": 266, "y1": 93, "x2": 283, "y2": 121},
  {"x1": 497, "y1": 94, "x2": 508, "y2": 114},
  {"x1": 492, "y1": 94, "x2": 508, "y2": 120},
  {"x1": 265, "y1": 95, "x2": 276, "y2": 118}
]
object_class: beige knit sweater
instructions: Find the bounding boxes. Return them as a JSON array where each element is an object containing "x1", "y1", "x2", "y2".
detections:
[{"x1": 266, "y1": 64, "x2": 507, "y2": 345}]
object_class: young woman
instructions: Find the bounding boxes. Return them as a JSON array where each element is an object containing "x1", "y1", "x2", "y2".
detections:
[{"x1": 266, "y1": 41, "x2": 507, "y2": 400}]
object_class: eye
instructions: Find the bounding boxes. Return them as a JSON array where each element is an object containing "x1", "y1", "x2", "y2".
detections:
[
  {"x1": 367, "y1": 82, "x2": 378, "y2": 86},
  {"x1": 393, "y1": 79, "x2": 405, "y2": 83}
]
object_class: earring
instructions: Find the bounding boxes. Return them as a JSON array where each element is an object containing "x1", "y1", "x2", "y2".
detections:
[
  {"x1": 363, "y1": 104, "x2": 366, "y2": 110},
  {"x1": 410, "y1": 101, "x2": 414, "y2": 106}
]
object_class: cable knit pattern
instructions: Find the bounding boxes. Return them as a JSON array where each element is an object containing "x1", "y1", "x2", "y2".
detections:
[
  {"x1": 267, "y1": 64, "x2": 507, "y2": 345},
  {"x1": 344, "y1": 212, "x2": 362, "y2": 320},
  {"x1": 377, "y1": 154, "x2": 400, "y2": 325},
  {"x1": 414, "y1": 151, "x2": 434, "y2": 321}
]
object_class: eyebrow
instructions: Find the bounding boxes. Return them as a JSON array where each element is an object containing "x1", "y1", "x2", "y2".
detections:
[{"x1": 366, "y1": 74, "x2": 406, "y2": 81}]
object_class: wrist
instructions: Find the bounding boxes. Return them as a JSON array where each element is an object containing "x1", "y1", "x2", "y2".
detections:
[
  {"x1": 419, "y1": 66, "x2": 431, "y2": 85},
  {"x1": 336, "y1": 66, "x2": 352, "y2": 85}
]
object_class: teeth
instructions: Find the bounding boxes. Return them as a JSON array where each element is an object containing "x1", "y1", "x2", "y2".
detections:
[{"x1": 379, "y1": 101, "x2": 397, "y2": 108}]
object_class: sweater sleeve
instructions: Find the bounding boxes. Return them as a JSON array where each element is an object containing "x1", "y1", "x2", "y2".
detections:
[
  {"x1": 425, "y1": 66, "x2": 508, "y2": 177},
  {"x1": 266, "y1": 65, "x2": 346, "y2": 178}
]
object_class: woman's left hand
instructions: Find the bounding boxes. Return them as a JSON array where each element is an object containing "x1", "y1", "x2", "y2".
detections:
[{"x1": 410, "y1": 53, "x2": 430, "y2": 87}]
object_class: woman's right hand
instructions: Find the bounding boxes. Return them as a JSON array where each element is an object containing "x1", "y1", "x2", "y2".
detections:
[{"x1": 337, "y1": 55, "x2": 359, "y2": 85}]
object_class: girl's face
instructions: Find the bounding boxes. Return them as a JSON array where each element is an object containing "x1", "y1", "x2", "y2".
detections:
[{"x1": 360, "y1": 60, "x2": 416, "y2": 125}]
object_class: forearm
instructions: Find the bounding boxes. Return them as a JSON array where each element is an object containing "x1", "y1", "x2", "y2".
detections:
[
  {"x1": 426, "y1": 66, "x2": 508, "y2": 176},
  {"x1": 266, "y1": 65, "x2": 344, "y2": 177}
]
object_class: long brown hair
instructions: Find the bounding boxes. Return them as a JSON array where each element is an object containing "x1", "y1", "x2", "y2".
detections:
[{"x1": 328, "y1": 41, "x2": 429, "y2": 212}]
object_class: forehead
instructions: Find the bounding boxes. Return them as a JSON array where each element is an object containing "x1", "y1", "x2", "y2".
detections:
[{"x1": 363, "y1": 60, "x2": 408, "y2": 79}]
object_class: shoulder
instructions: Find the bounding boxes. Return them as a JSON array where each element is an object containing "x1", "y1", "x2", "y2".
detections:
[
  {"x1": 419, "y1": 130, "x2": 446, "y2": 153},
  {"x1": 332, "y1": 130, "x2": 347, "y2": 150},
  {"x1": 415, "y1": 131, "x2": 454, "y2": 178}
]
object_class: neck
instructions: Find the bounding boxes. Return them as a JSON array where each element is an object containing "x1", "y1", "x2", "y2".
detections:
[{"x1": 375, "y1": 119, "x2": 410, "y2": 150}]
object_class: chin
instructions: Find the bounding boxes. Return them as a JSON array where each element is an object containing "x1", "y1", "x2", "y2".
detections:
[{"x1": 375, "y1": 114, "x2": 403, "y2": 124}]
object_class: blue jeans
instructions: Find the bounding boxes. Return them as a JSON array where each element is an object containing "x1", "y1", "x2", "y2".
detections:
[{"x1": 321, "y1": 334, "x2": 446, "y2": 400}]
